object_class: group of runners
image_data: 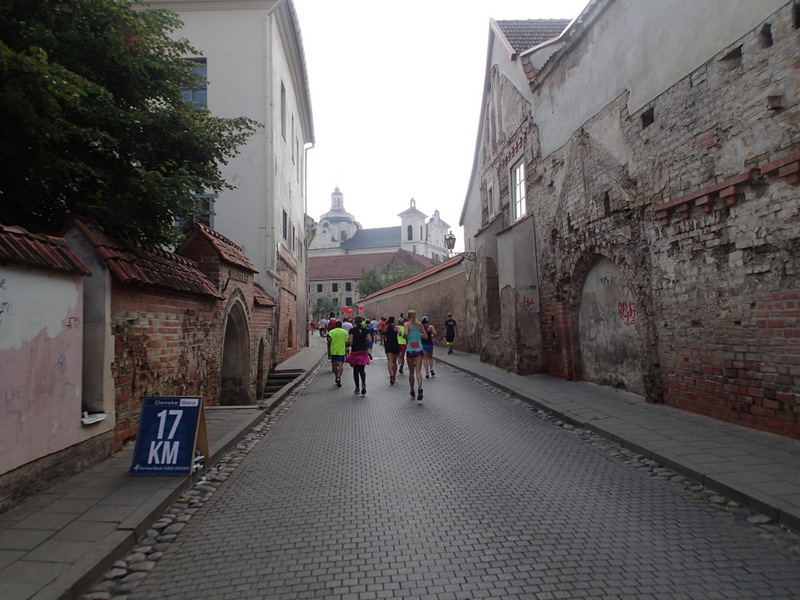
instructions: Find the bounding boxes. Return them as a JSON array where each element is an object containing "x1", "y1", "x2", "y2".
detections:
[{"x1": 323, "y1": 311, "x2": 458, "y2": 403}]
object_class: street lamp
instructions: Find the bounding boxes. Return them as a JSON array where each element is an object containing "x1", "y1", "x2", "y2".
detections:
[{"x1": 444, "y1": 231, "x2": 477, "y2": 261}]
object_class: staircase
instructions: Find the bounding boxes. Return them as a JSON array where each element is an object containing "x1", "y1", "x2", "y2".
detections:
[{"x1": 261, "y1": 369, "x2": 305, "y2": 408}]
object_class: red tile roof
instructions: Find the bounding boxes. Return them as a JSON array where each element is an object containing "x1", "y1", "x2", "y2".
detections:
[
  {"x1": 185, "y1": 223, "x2": 258, "y2": 273},
  {"x1": 308, "y1": 249, "x2": 433, "y2": 280},
  {"x1": 360, "y1": 254, "x2": 464, "y2": 301},
  {"x1": 0, "y1": 223, "x2": 92, "y2": 276},
  {"x1": 253, "y1": 282, "x2": 276, "y2": 307},
  {"x1": 69, "y1": 217, "x2": 224, "y2": 299}
]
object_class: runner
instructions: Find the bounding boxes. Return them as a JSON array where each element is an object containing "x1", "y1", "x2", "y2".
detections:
[
  {"x1": 404, "y1": 310, "x2": 425, "y2": 402},
  {"x1": 421, "y1": 316, "x2": 436, "y2": 378},
  {"x1": 444, "y1": 313, "x2": 458, "y2": 354},
  {"x1": 396, "y1": 318, "x2": 407, "y2": 374},
  {"x1": 327, "y1": 320, "x2": 348, "y2": 388},
  {"x1": 383, "y1": 316, "x2": 400, "y2": 385}
]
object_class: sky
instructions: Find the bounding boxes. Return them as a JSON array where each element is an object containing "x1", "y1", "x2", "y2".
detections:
[{"x1": 293, "y1": 0, "x2": 589, "y2": 249}]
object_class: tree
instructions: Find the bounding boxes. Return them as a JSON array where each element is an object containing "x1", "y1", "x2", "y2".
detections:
[
  {"x1": 358, "y1": 262, "x2": 426, "y2": 297},
  {"x1": 0, "y1": 0, "x2": 258, "y2": 245},
  {"x1": 314, "y1": 296, "x2": 339, "y2": 319}
]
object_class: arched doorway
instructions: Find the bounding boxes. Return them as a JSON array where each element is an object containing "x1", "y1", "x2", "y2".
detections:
[
  {"x1": 578, "y1": 257, "x2": 643, "y2": 394},
  {"x1": 221, "y1": 299, "x2": 252, "y2": 405}
]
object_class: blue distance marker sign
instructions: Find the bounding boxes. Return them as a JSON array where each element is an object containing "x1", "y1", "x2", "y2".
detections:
[{"x1": 130, "y1": 396, "x2": 208, "y2": 475}]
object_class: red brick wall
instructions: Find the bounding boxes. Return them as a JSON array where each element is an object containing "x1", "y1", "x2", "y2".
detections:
[
  {"x1": 111, "y1": 285, "x2": 221, "y2": 450},
  {"x1": 543, "y1": 301, "x2": 580, "y2": 381},
  {"x1": 361, "y1": 265, "x2": 469, "y2": 353}
]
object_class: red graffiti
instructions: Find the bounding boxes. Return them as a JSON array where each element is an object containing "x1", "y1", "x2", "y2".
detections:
[
  {"x1": 618, "y1": 302, "x2": 636, "y2": 326},
  {"x1": 521, "y1": 296, "x2": 536, "y2": 312}
]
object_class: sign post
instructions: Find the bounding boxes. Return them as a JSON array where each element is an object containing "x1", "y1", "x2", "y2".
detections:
[{"x1": 129, "y1": 396, "x2": 209, "y2": 475}]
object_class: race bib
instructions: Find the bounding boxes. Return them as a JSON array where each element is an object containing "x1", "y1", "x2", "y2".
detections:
[{"x1": 410, "y1": 342, "x2": 420, "y2": 349}]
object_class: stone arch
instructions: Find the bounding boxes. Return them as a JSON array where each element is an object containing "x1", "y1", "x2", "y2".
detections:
[
  {"x1": 221, "y1": 293, "x2": 252, "y2": 405},
  {"x1": 577, "y1": 256, "x2": 644, "y2": 394}
]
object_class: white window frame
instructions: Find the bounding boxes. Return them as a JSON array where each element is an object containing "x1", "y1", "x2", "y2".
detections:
[{"x1": 511, "y1": 159, "x2": 526, "y2": 222}]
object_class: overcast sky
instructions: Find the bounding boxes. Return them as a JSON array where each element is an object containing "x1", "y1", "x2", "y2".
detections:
[{"x1": 293, "y1": 0, "x2": 589, "y2": 248}]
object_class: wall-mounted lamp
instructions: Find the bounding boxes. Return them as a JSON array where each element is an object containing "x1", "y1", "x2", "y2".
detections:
[{"x1": 444, "y1": 231, "x2": 477, "y2": 261}]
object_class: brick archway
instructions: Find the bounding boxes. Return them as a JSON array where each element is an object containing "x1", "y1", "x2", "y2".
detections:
[{"x1": 221, "y1": 297, "x2": 252, "y2": 405}]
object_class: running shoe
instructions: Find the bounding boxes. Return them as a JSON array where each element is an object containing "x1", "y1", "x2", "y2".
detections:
[
  {"x1": 399, "y1": 365, "x2": 404, "y2": 374},
  {"x1": 361, "y1": 386, "x2": 366, "y2": 396},
  {"x1": 425, "y1": 371, "x2": 429, "y2": 378},
  {"x1": 409, "y1": 390, "x2": 416, "y2": 400},
  {"x1": 336, "y1": 378, "x2": 341, "y2": 388},
  {"x1": 354, "y1": 388, "x2": 360, "y2": 395},
  {"x1": 417, "y1": 388, "x2": 423, "y2": 401},
  {"x1": 431, "y1": 370, "x2": 435, "y2": 377}
]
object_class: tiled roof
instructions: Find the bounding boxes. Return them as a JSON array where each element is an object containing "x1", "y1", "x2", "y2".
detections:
[
  {"x1": 360, "y1": 254, "x2": 464, "y2": 301},
  {"x1": 340, "y1": 227, "x2": 401, "y2": 250},
  {"x1": 187, "y1": 223, "x2": 257, "y2": 273},
  {"x1": 495, "y1": 19, "x2": 571, "y2": 53},
  {"x1": 308, "y1": 248, "x2": 433, "y2": 280},
  {"x1": 253, "y1": 282, "x2": 276, "y2": 307},
  {"x1": 69, "y1": 217, "x2": 224, "y2": 300},
  {"x1": 0, "y1": 224, "x2": 92, "y2": 276}
]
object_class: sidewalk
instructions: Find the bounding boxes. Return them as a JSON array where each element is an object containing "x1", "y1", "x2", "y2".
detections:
[
  {"x1": 434, "y1": 348, "x2": 800, "y2": 532},
  {"x1": 0, "y1": 336, "x2": 329, "y2": 600},
  {"x1": 2, "y1": 337, "x2": 799, "y2": 599}
]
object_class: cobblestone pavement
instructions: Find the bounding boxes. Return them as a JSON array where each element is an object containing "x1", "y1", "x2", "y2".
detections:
[{"x1": 86, "y1": 352, "x2": 800, "y2": 600}]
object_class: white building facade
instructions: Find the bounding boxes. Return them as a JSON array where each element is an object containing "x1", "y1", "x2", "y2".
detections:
[{"x1": 148, "y1": 0, "x2": 314, "y2": 353}]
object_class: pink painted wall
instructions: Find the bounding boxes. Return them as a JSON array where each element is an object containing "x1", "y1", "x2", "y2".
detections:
[{"x1": 0, "y1": 267, "x2": 85, "y2": 475}]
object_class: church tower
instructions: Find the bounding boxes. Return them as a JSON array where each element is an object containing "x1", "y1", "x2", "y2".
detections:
[{"x1": 309, "y1": 187, "x2": 361, "y2": 250}]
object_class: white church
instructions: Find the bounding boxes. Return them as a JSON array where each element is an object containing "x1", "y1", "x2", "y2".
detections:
[{"x1": 309, "y1": 187, "x2": 452, "y2": 262}]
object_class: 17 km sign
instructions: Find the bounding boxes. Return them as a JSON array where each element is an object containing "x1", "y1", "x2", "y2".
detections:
[{"x1": 130, "y1": 397, "x2": 209, "y2": 476}]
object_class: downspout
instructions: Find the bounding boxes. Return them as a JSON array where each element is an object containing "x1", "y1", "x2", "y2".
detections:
[
  {"x1": 265, "y1": 1, "x2": 285, "y2": 369},
  {"x1": 303, "y1": 141, "x2": 315, "y2": 347}
]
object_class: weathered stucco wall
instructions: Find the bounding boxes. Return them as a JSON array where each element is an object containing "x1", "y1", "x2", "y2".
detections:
[
  {"x1": 0, "y1": 267, "x2": 86, "y2": 475},
  {"x1": 465, "y1": 1, "x2": 800, "y2": 438}
]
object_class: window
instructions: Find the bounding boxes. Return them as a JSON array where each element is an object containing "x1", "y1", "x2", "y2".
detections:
[
  {"x1": 511, "y1": 160, "x2": 526, "y2": 222},
  {"x1": 180, "y1": 58, "x2": 207, "y2": 106},
  {"x1": 280, "y1": 82, "x2": 286, "y2": 140},
  {"x1": 345, "y1": 282, "x2": 352, "y2": 291},
  {"x1": 332, "y1": 283, "x2": 338, "y2": 292},
  {"x1": 407, "y1": 225, "x2": 413, "y2": 241},
  {"x1": 291, "y1": 116, "x2": 295, "y2": 162},
  {"x1": 345, "y1": 297, "x2": 353, "y2": 306},
  {"x1": 292, "y1": 225, "x2": 296, "y2": 251},
  {"x1": 488, "y1": 186, "x2": 494, "y2": 215},
  {"x1": 317, "y1": 284, "x2": 323, "y2": 293},
  {"x1": 282, "y1": 210, "x2": 288, "y2": 240}
]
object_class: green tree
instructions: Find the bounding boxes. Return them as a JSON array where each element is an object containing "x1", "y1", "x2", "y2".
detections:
[
  {"x1": 314, "y1": 296, "x2": 338, "y2": 318},
  {"x1": 0, "y1": 0, "x2": 258, "y2": 245},
  {"x1": 358, "y1": 261, "x2": 426, "y2": 297}
]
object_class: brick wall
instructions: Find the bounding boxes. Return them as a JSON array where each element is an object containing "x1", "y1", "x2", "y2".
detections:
[
  {"x1": 111, "y1": 286, "x2": 221, "y2": 450},
  {"x1": 468, "y1": 3, "x2": 800, "y2": 437},
  {"x1": 361, "y1": 264, "x2": 469, "y2": 353}
]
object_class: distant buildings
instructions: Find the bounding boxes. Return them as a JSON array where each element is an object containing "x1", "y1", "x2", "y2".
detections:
[{"x1": 308, "y1": 188, "x2": 451, "y2": 316}]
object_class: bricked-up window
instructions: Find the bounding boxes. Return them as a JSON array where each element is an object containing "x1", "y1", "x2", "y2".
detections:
[
  {"x1": 511, "y1": 160, "x2": 526, "y2": 222},
  {"x1": 282, "y1": 210, "x2": 288, "y2": 240}
]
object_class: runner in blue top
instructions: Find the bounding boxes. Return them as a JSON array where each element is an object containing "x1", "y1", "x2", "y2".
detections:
[{"x1": 404, "y1": 310, "x2": 425, "y2": 402}]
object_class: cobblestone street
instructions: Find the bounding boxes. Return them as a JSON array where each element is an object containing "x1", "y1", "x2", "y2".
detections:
[{"x1": 111, "y1": 350, "x2": 800, "y2": 600}]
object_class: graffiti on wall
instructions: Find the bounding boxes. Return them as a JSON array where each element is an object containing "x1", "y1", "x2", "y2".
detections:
[{"x1": 618, "y1": 301, "x2": 636, "y2": 326}]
